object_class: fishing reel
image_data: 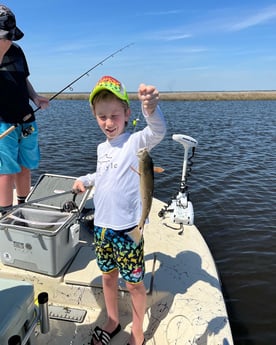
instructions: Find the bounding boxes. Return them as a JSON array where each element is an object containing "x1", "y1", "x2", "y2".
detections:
[
  {"x1": 159, "y1": 134, "x2": 198, "y2": 226},
  {"x1": 22, "y1": 125, "x2": 34, "y2": 137},
  {"x1": 61, "y1": 191, "x2": 78, "y2": 212},
  {"x1": 62, "y1": 200, "x2": 78, "y2": 212}
]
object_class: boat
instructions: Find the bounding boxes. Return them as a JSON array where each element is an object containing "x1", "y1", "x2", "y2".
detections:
[{"x1": 0, "y1": 134, "x2": 233, "y2": 345}]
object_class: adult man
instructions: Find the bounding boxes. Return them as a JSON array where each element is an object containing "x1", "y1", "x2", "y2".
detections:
[{"x1": 0, "y1": 4, "x2": 49, "y2": 214}]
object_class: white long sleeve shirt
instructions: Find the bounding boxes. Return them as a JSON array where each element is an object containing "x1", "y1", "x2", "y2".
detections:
[{"x1": 78, "y1": 105, "x2": 166, "y2": 230}]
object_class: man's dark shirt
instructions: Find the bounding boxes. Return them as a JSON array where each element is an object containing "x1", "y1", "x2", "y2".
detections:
[{"x1": 0, "y1": 43, "x2": 34, "y2": 123}]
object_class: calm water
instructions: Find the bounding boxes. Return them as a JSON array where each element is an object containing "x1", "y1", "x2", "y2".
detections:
[{"x1": 33, "y1": 99, "x2": 276, "y2": 345}]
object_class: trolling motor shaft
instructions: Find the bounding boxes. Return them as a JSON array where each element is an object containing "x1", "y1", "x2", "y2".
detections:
[{"x1": 172, "y1": 134, "x2": 198, "y2": 182}]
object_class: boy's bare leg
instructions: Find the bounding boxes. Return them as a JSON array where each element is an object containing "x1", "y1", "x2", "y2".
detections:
[
  {"x1": 126, "y1": 281, "x2": 146, "y2": 345},
  {"x1": 102, "y1": 269, "x2": 120, "y2": 331}
]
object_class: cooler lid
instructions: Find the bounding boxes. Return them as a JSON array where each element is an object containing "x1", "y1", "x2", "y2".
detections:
[{"x1": 26, "y1": 174, "x2": 90, "y2": 212}]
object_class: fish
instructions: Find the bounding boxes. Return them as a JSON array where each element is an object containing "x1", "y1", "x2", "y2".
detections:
[{"x1": 128, "y1": 148, "x2": 154, "y2": 245}]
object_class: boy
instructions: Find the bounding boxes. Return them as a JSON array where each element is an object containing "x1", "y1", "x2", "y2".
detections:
[{"x1": 73, "y1": 75, "x2": 166, "y2": 345}]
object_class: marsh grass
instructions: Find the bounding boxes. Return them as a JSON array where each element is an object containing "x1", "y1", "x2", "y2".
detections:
[{"x1": 41, "y1": 91, "x2": 276, "y2": 101}]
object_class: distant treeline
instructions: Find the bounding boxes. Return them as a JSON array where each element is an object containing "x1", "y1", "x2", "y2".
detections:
[{"x1": 40, "y1": 91, "x2": 276, "y2": 101}]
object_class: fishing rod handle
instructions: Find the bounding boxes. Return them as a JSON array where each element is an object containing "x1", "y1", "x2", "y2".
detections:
[
  {"x1": 0, "y1": 125, "x2": 16, "y2": 139},
  {"x1": 0, "y1": 113, "x2": 32, "y2": 139}
]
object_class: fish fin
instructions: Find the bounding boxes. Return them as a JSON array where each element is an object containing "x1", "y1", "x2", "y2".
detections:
[
  {"x1": 154, "y1": 166, "x2": 165, "y2": 173},
  {"x1": 130, "y1": 166, "x2": 141, "y2": 175}
]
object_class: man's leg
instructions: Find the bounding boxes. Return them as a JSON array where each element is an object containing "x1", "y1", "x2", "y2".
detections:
[
  {"x1": 15, "y1": 166, "x2": 31, "y2": 204},
  {"x1": 0, "y1": 174, "x2": 14, "y2": 207}
]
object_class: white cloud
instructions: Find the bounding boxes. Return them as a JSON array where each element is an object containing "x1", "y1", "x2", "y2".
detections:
[
  {"x1": 228, "y1": 5, "x2": 276, "y2": 31},
  {"x1": 141, "y1": 28, "x2": 192, "y2": 41},
  {"x1": 142, "y1": 9, "x2": 185, "y2": 16}
]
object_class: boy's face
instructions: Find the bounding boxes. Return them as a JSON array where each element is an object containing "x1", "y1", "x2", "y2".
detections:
[{"x1": 93, "y1": 98, "x2": 131, "y2": 140}]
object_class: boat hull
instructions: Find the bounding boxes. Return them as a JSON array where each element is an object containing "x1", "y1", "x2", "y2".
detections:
[{"x1": 0, "y1": 197, "x2": 233, "y2": 345}]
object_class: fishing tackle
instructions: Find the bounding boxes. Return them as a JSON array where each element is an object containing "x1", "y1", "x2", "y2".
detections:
[
  {"x1": 0, "y1": 43, "x2": 134, "y2": 140},
  {"x1": 1, "y1": 189, "x2": 78, "y2": 215},
  {"x1": 62, "y1": 192, "x2": 78, "y2": 212},
  {"x1": 22, "y1": 125, "x2": 34, "y2": 137}
]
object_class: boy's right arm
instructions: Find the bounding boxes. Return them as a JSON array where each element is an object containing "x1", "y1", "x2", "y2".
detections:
[
  {"x1": 72, "y1": 180, "x2": 86, "y2": 193},
  {"x1": 72, "y1": 173, "x2": 95, "y2": 193}
]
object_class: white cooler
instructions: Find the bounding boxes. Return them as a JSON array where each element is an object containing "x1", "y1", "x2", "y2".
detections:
[{"x1": 0, "y1": 174, "x2": 90, "y2": 276}]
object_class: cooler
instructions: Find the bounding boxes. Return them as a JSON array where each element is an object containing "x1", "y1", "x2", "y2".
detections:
[
  {"x1": 0, "y1": 278, "x2": 36, "y2": 344},
  {"x1": 0, "y1": 174, "x2": 90, "y2": 276}
]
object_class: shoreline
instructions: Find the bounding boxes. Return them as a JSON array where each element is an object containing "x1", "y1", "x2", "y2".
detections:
[{"x1": 40, "y1": 91, "x2": 276, "y2": 101}]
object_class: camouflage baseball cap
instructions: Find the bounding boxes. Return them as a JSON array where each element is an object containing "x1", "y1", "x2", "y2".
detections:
[{"x1": 0, "y1": 5, "x2": 24, "y2": 41}]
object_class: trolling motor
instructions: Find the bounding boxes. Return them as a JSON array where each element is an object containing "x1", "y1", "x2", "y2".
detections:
[{"x1": 159, "y1": 134, "x2": 198, "y2": 226}]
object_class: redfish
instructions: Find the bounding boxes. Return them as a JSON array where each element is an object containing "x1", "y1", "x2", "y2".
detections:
[{"x1": 128, "y1": 148, "x2": 154, "y2": 244}]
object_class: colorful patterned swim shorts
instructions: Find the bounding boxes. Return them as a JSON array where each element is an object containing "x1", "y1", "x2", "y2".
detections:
[{"x1": 94, "y1": 226, "x2": 145, "y2": 283}]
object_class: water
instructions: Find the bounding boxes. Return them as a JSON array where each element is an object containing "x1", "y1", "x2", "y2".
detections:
[{"x1": 33, "y1": 99, "x2": 276, "y2": 345}]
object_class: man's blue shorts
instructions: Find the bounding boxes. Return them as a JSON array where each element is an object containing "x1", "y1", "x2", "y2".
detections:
[{"x1": 0, "y1": 121, "x2": 40, "y2": 174}]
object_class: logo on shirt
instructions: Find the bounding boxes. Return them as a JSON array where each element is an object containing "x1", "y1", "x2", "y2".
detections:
[{"x1": 98, "y1": 153, "x2": 118, "y2": 174}]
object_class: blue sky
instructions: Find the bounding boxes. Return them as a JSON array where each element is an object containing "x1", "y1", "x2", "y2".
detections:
[{"x1": 4, "y1": 0, "x2": 276, "y2": 92}]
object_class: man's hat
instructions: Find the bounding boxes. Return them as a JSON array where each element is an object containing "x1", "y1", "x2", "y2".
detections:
[{"x1": 0, "y1": 5, "x2": 24, "y2": 41}]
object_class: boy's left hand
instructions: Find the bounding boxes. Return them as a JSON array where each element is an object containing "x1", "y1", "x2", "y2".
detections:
[{"x1": 138, "y1": 84, "x2": 159, "y2": 115}]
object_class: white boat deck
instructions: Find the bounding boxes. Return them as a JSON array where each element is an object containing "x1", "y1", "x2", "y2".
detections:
[{"x1": 0, "y1": 197, "x2": 233, "y2": 345}]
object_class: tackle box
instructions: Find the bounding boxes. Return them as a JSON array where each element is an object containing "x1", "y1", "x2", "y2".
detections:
[
  {"x1": 0, "y1": 174, "x2": 90, "y2": 276},
  {"x1": 0, "y1": 278, "x2": 36, "y2": 344}
]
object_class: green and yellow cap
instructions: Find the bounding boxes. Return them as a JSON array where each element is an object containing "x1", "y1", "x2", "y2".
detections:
[{"x1": 89, "y1": 75, "x2": 129, "y2": 105}]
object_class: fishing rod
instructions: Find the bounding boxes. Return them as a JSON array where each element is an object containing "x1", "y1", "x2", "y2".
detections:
[
  {"x1": 34, "y1": 42, "x2": 134, "y2": 112},
  {"x1": 2, "y1": 189, "x2": 75, "y2": 213},
  {"x1": 0, "y1": 43, "x2": 134, "y2": 140},
  {"x1": 0, "y1": 189, "x2": 83, "y2": 218}
]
